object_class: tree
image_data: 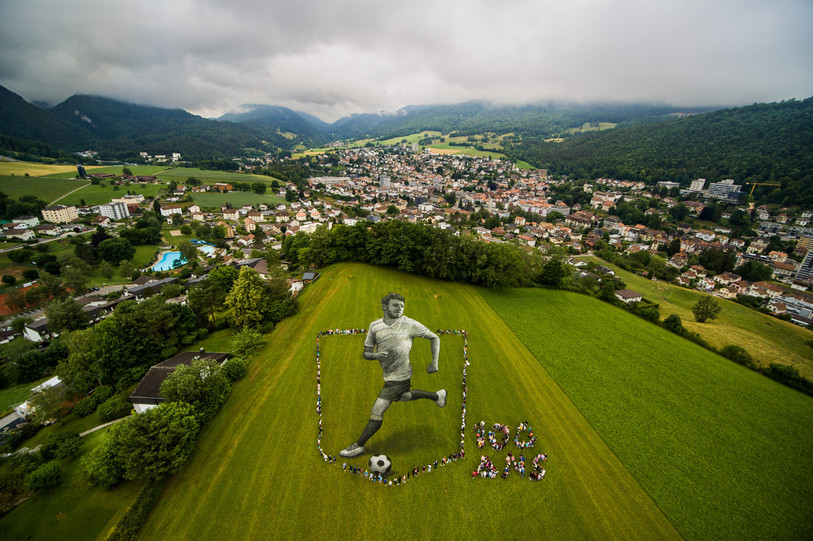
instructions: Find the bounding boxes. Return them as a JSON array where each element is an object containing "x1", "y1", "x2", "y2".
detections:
[
  {"x1": 178, "y1": 240, "x2": 198, "y2": 267},
  {"x1": 536, "y1": 257, "x2": 569, "y2": 288},
  {"x1": 57, "y1": 328, "x2": 102, "y2": 393},
  {"x1": 719, "y1": 345, "x2": 755, "y2": 367},
  {"x1": 98, "y1": 260, "x2": 114, "y2": 279},
  {"x1": 188, "y1": 277, "x2": 227, "y2": 326},
  {"x1": 662, "y1": 314, "x2": 686, "y2": 335},
  {"x1": 692, "y1": 295, "x2": 722, "y2": 323},
  {"x1": 160, "y1": 359, "x2": 231, "y2": 423},
  {"x1": 251, "y1": 182, "x2": 267, "y2": 194},
  {"x1": 29, "y1": 385, "x2": 66, "y2": 424},
  {"x1": 171, "y1": 213, "x2": 185, "y2": 226},
  {"x1": 84, "y1": 402, "x2": 199, "y2": 487},
  {"x1": 230, "y1": 327, "x2": 267, "y2": 359},
  {"x1": 734, "y1": 260, "x2": 773, "y2": 282},
  {"x1": 61, "y1": 266, "x2": 89, "y2": 293},
  {"x1": 25, "y1": 461, "x2": 62, "y2": 491},
  {"x1": 122, "y1": 166, "x2": 133, "y2": 177},
  {"x1": 6, "y1": 289, "x2": 27, "y2": 312},
  {"x1": 2, "y1": 275, "x2": 16, "y2": 286},
  {"x1": 97, "y1": 238, "x2": 136, "y2": 265},
  {"x1": 225, "y1": 267, "x2": 272, "y2": 329},
  {"x1": 45, "y1": 297, "x2": 88, "y2": 334},
  {"x1": 119, "y1": 260, "x2": 136, "y2": 280}
]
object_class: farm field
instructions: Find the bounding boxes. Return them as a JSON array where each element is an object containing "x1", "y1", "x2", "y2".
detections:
[
  {"x1": 141, "y1": 262, "x2": 679, "y2": 540},
  {"x1": 584, "y1": 256, "x2": 813, "y2": 379},
  {"x1": 481, "y1": 287, "x2": 813, "y2": 540}
]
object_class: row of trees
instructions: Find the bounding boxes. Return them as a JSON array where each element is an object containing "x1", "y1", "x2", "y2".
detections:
[{"x1": 282, "y1": 221, "x2": 541, "y2": 288}]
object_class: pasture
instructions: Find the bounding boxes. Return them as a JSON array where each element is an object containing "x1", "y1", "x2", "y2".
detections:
[
  {"x1": 481, "y1": 287, "x2": 813, "y2": 540},
  {"x1": 140, "y1": 262, "x2": 678, "y2": 540}
]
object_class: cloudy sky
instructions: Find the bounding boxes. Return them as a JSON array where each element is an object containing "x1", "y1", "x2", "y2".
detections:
[{"x1": 1, "y1": 0, "x2": 811, "y2": 122}]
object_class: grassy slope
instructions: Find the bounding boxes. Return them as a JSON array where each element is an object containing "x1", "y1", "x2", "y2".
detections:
[
  {"x1": 585, "y1": 256, "x2": 813, "y2": 379},
  {"x1": 0, "y1": 176, "x2": 89, "y2": 203},
  {"x1": 0, "y1": 429, "x2": 145, "y2": 541},
  {"x1": 481, "y1": 287, "x2": 813, "y2": 540},
  {"x1": 141, "y1": 263, "x2": 678, "y2": 540}
]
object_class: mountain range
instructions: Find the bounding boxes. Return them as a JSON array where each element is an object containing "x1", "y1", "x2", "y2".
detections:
[
  {"x1": 0, "y1": 84, "x2": 811, "y2": 205},
  {"x1": 0, "y1": 84, "x2": 711, "y2": 160}
]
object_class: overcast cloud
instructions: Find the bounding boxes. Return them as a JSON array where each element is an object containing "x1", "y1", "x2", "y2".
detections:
[{"x1": 1, "y1": 0, "x2": 811, "y2": 122}]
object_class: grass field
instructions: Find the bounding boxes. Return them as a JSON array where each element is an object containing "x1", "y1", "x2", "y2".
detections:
[
  {"x1": 190, "y1": 191, "x2": 285, "y2": 209},
  {"x1": 426, "y1": 142, "x2": 509, "y2": 160},
  {"x1": 0, "y1": 176, "x2": 89, "y2": 203},
  {"x1": 57, "y1": 182, "x2": 162, "y2": 206},
  {"x1": 155, "y1": 167, "x2": 280, "y2": 184},
  {"x1": 140, "y1": 263, "x2": 679, "y2": 540},
  {"x1": 584, "y1": 256, "x2": 813, "y2": 379},
  {"x1": 481, "y1": 287, "x2": 813, "y2": 540}
]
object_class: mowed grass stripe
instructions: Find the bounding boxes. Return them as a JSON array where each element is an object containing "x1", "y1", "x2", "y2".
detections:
[
  {"x1": 481, "y1": 287, "x2": 813, "y2": 541},
  {"x1": 141, "y1": 263, "x2": 679, "y2": 540}
]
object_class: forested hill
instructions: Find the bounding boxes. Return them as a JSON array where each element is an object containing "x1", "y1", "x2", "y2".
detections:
[
  {"x1": 327, "y1": 101, "x2": 707, "y2": 141},
  {"x1": 48, "y1": 95, "x2": 288, "y2": 158},
  {"x1": 513, "y1": 98, "x2": 813, "y2": 204}
]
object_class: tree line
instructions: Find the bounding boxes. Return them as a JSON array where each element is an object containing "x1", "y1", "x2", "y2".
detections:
[{"x1": 282, "y1": 221, "x2": 541, "y2": 288}]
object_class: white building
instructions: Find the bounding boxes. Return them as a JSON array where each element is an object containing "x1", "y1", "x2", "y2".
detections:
[
  {"x1": 98, "y1": 201, "x2": 131, "y2": 221},
  {"x1": 160, "y1": 205, "x2": 183, "y2": 217}
]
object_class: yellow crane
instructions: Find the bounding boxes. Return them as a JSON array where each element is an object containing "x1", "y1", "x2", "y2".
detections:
[
  {"x1": 745, "y1": 182, "x2": 780, "y2": 196},
  {"x1": 745, "y1": 182, "x2": 781, "y2": 209}
]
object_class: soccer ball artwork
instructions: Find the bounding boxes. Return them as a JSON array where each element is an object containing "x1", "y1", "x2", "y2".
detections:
[{"x1": 369, "y1": 454, "x2": 392, "y2": 476}]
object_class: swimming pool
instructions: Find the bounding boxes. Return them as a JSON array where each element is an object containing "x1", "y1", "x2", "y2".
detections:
[
  {"x1": 151, "y1": 240, "x2": 217, "y2": 271},
  {"x1": 152, "y1": 251, "x2": 185, "y2": 271}
]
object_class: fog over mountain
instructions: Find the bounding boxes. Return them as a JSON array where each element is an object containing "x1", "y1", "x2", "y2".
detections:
[{"x1": 1, "y1": 0, "x2": 811, "y2": 122}]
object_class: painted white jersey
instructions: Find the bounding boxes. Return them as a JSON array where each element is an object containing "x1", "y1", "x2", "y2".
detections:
[{"x1": 365, "y1": 316, "x2": 435, "y2": 382}]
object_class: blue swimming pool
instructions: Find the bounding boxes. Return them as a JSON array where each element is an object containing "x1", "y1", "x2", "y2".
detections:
[
  {"x1": 151, "y1": 240, "x2": 217, "y2": 271},
  {"x1": 152, "y1": 251, "x2": 185, "y2": 271}
]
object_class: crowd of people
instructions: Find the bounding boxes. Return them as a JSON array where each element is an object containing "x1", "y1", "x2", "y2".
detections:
[
  {"x1": 475, "y1": 421, "x2": 537, "y2": 450},
  {"x1": 471, "y1": 451, "x2": 547, "y2": 481},
  {"x1": 316, "y1": 328, "x2": 470, "y2": 488}
]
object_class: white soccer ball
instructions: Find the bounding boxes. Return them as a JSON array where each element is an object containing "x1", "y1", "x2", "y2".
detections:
[{"x1": 369, "y1": 454, "x2": 392, "y2": 476}]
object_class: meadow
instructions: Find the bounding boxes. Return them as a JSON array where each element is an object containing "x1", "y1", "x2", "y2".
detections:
[
  {"x1": 0, "y1": 176, "x2": 88, "y2": 204},
  {"x1": 2, "y1": 264, "x2": 810, "y2": 540},
  {"x1": 585, "y1": 256, "x2": 813, "y2": 379},
  {"x1": 481, "y1": 287, "x2": 813, "y2": 540},
  {"x1": 140, "y1": 262, "x2": 678, "y2": 540}
]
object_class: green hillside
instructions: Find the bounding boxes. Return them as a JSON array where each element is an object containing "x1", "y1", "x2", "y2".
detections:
[
  {"x1": 481, "y1": 287, "x2": 813, "y2": 540},
  {"x1": 141, "y1": 263, "x2": 678, "y2": 540},
  {"x1": 516, "y1": 98, "x2": 813, "y2": 205}
]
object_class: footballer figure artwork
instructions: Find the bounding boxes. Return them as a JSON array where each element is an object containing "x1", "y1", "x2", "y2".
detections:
[{"x1": 339, "y1": 292, "x2": 446, "y2": 458}]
